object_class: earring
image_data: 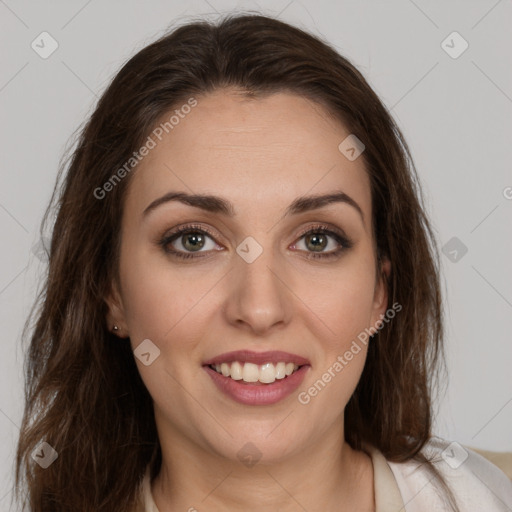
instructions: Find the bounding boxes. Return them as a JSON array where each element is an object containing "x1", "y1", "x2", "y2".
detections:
[{"x1": 112, "y1": 325, "x2": 119, "y2": 332}]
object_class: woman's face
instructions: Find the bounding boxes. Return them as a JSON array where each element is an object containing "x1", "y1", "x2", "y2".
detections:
[{"x1": 107, "y1": 89, "x2": 389, "y2": 465}]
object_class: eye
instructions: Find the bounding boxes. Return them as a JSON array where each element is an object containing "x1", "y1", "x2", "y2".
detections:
[
  {"x1": 157, "y1": 223, "x2": 353, "y2": 261},
  {"x1": 158, "y1": 224, "x2": 221, "y2": 260},
  {"x1": 291, "y1": 224, "x2": 353, "y2": 260}
]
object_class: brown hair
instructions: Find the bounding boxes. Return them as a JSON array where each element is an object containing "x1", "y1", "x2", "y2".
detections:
[{"x1": 14, "y1": 12, "x2": 459, "y2": 511}]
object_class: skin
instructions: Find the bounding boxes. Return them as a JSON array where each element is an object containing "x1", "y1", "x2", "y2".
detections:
[{"x1": 106, "y1": 88, "x2": 390, "y2": 512}]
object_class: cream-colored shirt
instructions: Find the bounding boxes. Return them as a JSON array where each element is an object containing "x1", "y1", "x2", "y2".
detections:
[{"x1": 139, "y1": 437, "x2": 512, "y2": 511}]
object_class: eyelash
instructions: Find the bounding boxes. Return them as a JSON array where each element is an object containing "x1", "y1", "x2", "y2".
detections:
[{"x1": 157, "y1": 223, "x2": 353, "y2": 261}]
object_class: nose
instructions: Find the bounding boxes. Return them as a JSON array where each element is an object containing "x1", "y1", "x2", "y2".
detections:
[{"x1": 222, "y1": 243, "x2": 292, "y2": 336}]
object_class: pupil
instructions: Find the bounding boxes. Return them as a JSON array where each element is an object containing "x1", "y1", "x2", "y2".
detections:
[
  {"x1": 307, "y1": 233, "x2": 326, "y2": 252},
  {"x1": 183, "y1": 233, "x2": 204, "y2": 251}
]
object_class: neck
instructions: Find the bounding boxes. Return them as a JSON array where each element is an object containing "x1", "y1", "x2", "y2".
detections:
[{"x1": 151, "y1": 420, "x2": 374, "y2": 512}]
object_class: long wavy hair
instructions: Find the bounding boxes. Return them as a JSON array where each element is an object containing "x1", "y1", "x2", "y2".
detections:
[{"x1": 14, "y1": 12, "x2": 459, "y2": 511}]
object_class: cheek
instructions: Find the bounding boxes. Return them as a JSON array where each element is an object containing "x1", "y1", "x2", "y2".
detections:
[
  {"x1": 295, "y1": 255, "x2": 377, "y2": 345},
  {"x1": 291, "y1": 253, "x2": 376, "y2": 411},
  {"x1": 118, "y1": 244, "x2": 214, "y2": 343},
  {"x1": 296, "y1": 346, "x2": 368, "y2": 431}
]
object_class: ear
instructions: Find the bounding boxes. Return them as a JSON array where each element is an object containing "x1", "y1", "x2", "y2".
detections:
[
  {"x1": 105, "y1": 279, "x2": 128, "y2": 338},
  {"x1": 370, "y1": 257, "x2": 391, "y2": 328}
]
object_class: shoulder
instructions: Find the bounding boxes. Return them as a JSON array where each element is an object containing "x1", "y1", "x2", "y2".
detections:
[{"x1": 385, "y1": 436, "x2": 512, "y2": 511}]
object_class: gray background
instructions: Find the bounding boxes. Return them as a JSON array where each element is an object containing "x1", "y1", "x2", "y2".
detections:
[{"x1": 1, "y1": 0, "x2": 511, "y2": 508}]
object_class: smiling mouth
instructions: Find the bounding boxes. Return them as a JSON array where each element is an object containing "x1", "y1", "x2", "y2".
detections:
[{"x1": 208, "y1": 361, "x2": 302, "y2": 384}]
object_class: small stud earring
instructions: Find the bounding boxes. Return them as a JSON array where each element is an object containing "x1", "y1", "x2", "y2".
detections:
[{"x1": 113, "y1": 325, "x2": 119, "y2": 332}]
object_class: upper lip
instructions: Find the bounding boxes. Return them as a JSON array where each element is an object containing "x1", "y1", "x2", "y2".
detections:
[{"x1": 203, "y1": 350, "x2": 310, "y2": 367}]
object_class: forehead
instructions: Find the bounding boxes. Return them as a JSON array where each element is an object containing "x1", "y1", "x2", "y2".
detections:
[{"x1": 124, "y1": 89, "x2": 372, "y2": 228}]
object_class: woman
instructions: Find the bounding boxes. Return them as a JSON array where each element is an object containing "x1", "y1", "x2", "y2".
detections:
[{"x1": 14, "y1": 13, "x2": 512, "y2": 512}]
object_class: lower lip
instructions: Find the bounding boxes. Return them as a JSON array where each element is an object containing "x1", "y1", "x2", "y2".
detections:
[{"x1": 203, "y1": 365, "x2": 310, "y2": 405}]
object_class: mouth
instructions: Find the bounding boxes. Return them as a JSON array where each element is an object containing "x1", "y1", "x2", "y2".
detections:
[
  {"x1": 202, "y1": 350, "x2": 311, "y2": 405},
  {"x1": 207, "y1": 361, "x2": 303, "y2": 385}
]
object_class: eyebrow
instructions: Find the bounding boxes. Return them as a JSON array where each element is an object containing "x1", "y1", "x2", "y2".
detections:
[{"x1": 142, "y1": 190, "x2": 364, "y2": 223}]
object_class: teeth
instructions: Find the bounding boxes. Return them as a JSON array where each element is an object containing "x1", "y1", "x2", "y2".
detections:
[
  {"x1": 242, "y1": 362, "x2": 260, "y2": 382},
  {"x1": 230, "y1": 361, "x2": 243, "y2": 380},
  {"x1": 220, "y1": 363, "x2": 230, "y2": 377},
  {"x1": 210, "y1": 361, "x2": 300, "y2": 384},
  {"x1": 275, "y1": 362, "x2": 286, "y2": 379}
]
